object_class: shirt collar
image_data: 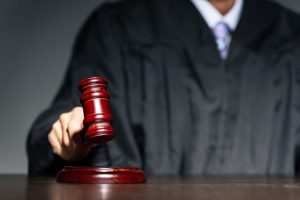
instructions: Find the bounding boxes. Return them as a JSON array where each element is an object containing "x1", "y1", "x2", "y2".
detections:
[{"x1": 190, "y1": 0, "x2": 244, "y2": 31}]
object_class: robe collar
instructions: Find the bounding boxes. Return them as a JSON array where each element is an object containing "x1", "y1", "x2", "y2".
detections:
[{"x1": 153, "y1": 0, "x2": 277, "y2": 49}]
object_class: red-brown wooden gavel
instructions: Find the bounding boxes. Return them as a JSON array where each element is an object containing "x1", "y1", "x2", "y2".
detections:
[{"x1": 79, "y1": 77, "x2": 114, "y2": 144}]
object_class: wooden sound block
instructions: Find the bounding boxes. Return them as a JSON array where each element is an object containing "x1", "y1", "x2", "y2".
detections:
[{"x1": 56, "y1": 166, "x2": 146, "y2": 184}]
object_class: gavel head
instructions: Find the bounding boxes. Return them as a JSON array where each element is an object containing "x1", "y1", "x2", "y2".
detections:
[{"x1": 79, "y1": 77, "x2": 115, "y2": 145}]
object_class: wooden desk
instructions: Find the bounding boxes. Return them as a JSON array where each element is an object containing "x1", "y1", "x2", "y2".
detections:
[{"x1": 1, "y1": 175, "x2": 300, "y2": 200}]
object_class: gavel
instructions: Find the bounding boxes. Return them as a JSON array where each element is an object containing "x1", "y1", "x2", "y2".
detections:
[
  {"x1": 56, "y1": 77, "x2": 146, "y2": 184},
  {"x1": 79, "y1": 77, "x2": 114, "y2": 144}
]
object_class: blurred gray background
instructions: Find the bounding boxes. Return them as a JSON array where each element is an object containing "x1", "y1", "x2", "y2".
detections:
[{"x1": 0, "y1": 0, "x2": 299, "y2": 174}]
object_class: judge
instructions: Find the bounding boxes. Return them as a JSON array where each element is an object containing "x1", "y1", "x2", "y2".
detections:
[{"x1": 27, "y1": 0, "x2": 300, "y2": 176}]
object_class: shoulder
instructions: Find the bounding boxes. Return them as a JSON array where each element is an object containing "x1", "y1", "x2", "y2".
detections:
[
  {"x1": 239, "y1": 0, "x2": 300, "y2": 49},
  {"x1": 262, "y1": 0, "x2": 300, "y2": 37},
  {"x1": 87, "y1": 0, "x2": 162, "y2": 44}
]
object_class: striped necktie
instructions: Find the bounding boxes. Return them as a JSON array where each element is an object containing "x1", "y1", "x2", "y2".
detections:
[{"x1": 213, "y1": 22, "x2": 231, "y2": 60}]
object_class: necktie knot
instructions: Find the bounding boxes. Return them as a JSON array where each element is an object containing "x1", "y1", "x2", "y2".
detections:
[{"x1": 213, "y1": 22, "x2": 231, "y2": 59}]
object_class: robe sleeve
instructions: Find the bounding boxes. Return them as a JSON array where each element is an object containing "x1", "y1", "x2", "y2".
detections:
[{"x1": 26, "y1": 4, "x2": 125, "y2": 176}]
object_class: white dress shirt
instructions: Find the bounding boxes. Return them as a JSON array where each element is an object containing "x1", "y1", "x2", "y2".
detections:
[{"x1": 190, "y1": 0, "x2": 244, "y2": 31}]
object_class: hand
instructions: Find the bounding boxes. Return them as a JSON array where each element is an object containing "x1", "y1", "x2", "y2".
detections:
[{"x1": 48, "y1": 107, "x2": 91, "y2": 161}]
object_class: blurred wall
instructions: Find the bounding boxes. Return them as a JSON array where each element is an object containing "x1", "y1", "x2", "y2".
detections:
[
  {"x1": 0, "y1": 0, "x2": 108, "y2": 173},
  {"x1": 0, "y1": 0, "x2": 299, "y2": 174}
]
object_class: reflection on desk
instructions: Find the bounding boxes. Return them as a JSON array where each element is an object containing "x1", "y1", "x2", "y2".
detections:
[{"x1": 1, "y1": 175, "x2": 300, "y2": 200}]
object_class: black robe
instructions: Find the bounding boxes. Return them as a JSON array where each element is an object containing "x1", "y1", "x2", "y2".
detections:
[{"x1": 27, "y1": 0, "x2": 300, "y2": 176}]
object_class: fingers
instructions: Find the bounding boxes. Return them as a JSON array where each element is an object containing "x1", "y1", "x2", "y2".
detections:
[
  {"x1": 48, "y1": 107, "x2": 89, "y2": 161},
  {"x1": 48, "y1": 121, "x2": 63, "y2": 155},
  {"x1": 51, "y1": 120, "x2": 63, "y2": 144},
  {"x1": 67, "y1": 107, "x2": 84, "y2": 142},
  {"x1": 59, "y1": 113, "x2": 71, "y2": 147}
]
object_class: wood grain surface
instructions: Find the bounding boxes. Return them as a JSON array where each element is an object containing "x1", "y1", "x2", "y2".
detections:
[{"x1": 2, "y1": 175, "x2": 300, "y2": 200}]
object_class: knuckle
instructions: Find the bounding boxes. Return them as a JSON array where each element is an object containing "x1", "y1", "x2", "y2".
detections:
[
  {"x1": 59, "y1": 113, "x2": 69, "y2": 123},
  {"x1": 48, "y1": 132, "x2": 58, "y2": 145},
  {"x1": 59, "y1": 114, "x2": 70, "y2": 130},
  {"x1": 51, "y1": 121, "x2": 58, "y2": 131},
  {"x1": 73, "y1": 107, "x2": 84, "y2": 118},
  {"x1": 59, "y1": 113, "x2": 65, "y2": 121},
  {"x1": 74, "y1": 106, "x2": 83, "y2": 112},
  {"x1": 51, "y1": 121, "x2": 62, "y2": 138},
  {"x1": 68, "y1": 120, "x2": 83, "y2": 134}
]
